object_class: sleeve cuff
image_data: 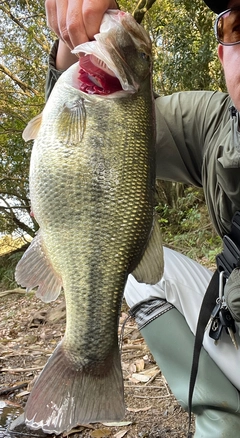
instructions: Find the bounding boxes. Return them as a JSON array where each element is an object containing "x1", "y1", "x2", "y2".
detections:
[{"x1": 45, "y1": 40, "x2": 65, "y2": 101}]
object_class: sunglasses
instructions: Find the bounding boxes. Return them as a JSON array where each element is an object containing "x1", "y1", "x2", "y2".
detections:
[{"x1": 215, "y1": 7, "x2": 240, "y2": 45}]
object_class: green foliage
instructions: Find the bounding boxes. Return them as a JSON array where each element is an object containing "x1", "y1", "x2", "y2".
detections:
[
  {"x1": 0, "y1": 0, "x2": 53, "y2": 237},
  {"x1": 137, "y1": 0, "x2": 226, "y2": 93},
  {"x1": 0, "y1": 250, "x2": 24, "y2": 290},
  {"x1": 156, "y1": 185, "x2": 222, "y2": 262}
]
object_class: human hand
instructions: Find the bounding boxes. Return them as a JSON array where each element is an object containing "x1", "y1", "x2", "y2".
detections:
[{"x1": 45, "y1": 0, "x2": 119, "y2": 50}]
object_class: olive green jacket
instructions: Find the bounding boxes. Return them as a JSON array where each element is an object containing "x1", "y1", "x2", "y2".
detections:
[{"x1": 46, "y1": 41, "x2": 240, "y2": 238}]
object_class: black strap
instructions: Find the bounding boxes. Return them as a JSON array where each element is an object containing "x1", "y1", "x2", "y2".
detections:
[{"x1": 187, "y1": 269, "x2": 219, "y2": 437}]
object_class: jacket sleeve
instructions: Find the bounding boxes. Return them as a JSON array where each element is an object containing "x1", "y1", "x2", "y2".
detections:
[
  {"x1": 155, "y1": 91, "x2": 240, "y2": 236},
  {"x1": 45, "y1": 40, "x2": 64, "y2": 101},
  {"x1": 155, "y1": 90, "x2": 218, "y2": 186}
]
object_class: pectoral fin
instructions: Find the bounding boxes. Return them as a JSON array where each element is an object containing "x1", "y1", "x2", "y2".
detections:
[
  {"x1": 132, "y1": 216, "x2": 164, "y2": 285},
  {"x1": 15, "y1": 231, "x2": 62, "y2": 303},
  {"x1": 22, "y1": 113, "x2": 43, "y2": 141},
  {"x1": 58, "y1": 97, "x2": 86, "y2": 144}
]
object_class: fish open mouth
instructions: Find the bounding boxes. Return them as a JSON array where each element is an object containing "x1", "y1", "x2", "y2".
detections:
[
  {"x1": 72, "y1": 10, "x2": 139, "y2": 97},
  {"x1": 79, "y1": 54, "x2": 123, "y2": 95}
]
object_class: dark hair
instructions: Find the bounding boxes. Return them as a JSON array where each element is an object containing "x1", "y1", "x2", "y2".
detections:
[{"x1": 204, "y1": 1, "x2": 228, "y2": 13}]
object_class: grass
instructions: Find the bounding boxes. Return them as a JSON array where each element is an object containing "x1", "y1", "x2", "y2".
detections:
[
  {"x1": 0, "y1": 236, "x2": 29, "y2": 290},
  {"x1": 0, "y1": 235, "x2": 31, "y2": 255}
]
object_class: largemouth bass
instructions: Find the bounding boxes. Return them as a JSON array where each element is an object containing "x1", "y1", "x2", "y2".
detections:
[{"x1": 15, "y1": 10, "x2": 163, "y2": 435}]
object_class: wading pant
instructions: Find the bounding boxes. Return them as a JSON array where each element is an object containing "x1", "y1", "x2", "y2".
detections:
[{"x1": 124, "y1": 247, "x2": 240, "y2": 438}]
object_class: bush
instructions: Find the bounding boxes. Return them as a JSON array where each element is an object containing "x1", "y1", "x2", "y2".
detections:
[{"x1": 156, "y1": 184, "x2": 222, "y2": 264}]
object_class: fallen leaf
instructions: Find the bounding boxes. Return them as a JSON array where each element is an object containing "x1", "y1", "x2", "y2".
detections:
[
  {"x1": 139, "y1": 366, "x2": 159, "y2": 376},
  {"x1": 121, "y1": 362, "x2": 130, "y2": 371},
  {"x1": 1, "y1": 366, "x2": 42, "y2": 373},
  {"x1": 127, "y1": 406, "x2": 152, "y2": 413},
  {"x1": 120, "y1": 312, "x2": 128, "y2": 323},
  {"x1": 102, "y1": 421, "x2": 132, "y2": 427},
  {"x1": 62, "y1": 424, "x2": 95, "y2": 435},
  {"x1": 128, "y1": 363, "x2": 136, "y2": 373},
  {"x1": 63, "y1": 429, "x2": 82, "y2": 437},
  {"x1": 114, "y1": 430, "x2": 128, "y2": 438},
  {"x1": 90, "y1": 428, "x2": 111, "y2": 437},
  {"x1": 16, "y1": 390, "x2": 30, "y2": 398},
  {"x1": 131, "y1": 373, "x2": 149, "y2": 383},
  {"x1": 135, "y1": 359, "x2": 145, "y2": 372}
]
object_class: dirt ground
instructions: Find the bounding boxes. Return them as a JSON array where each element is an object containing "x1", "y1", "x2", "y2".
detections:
[{"x1": 0, "y1": 290, "x2": 194, "y2": 438}]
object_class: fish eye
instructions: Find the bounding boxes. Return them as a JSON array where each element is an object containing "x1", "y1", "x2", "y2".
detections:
[{"x1": 139, "y1": 52, "x2": 149, "y2": 61}]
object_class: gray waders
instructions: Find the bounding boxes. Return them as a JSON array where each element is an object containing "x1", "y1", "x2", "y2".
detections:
[{"x1": 140, "y1": 307, "x2": 240, "y2": 438}]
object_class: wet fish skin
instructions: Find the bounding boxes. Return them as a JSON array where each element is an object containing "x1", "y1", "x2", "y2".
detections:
[{"x1": 15, "y1": 10, "x2": 163, "y2": 435}]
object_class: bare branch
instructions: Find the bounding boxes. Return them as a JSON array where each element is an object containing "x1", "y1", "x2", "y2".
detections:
[
  {"x1": 0, "y1": 63, "x2": 39, "y2": 96},
  {"x1": 133, "y1": 0, "x2": 157, "y2": 24}
]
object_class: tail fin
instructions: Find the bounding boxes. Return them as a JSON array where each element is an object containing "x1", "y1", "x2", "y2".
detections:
[{"x1": 24, "y1": 341, "x2": 125, "y2": 434}]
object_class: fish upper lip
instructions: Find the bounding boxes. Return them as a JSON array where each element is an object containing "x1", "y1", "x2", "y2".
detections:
[
  {"x1": 89, "y1": 54, "x2": 116, "y2": 77},
  {"x1": 72, "y1": 13, "x2": 139, "y2": 94},
  {"x1": 72, "y1": 48, "x2": 138, "y2": 94}
]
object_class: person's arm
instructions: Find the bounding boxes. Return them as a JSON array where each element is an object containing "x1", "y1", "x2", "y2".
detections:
[
  {"x1": 56, "y1": 40, "x2": 78, "y2": 70},
  {"x1": 45, "y1": 40, "x2": 64, "y2": 101},
  {"x1": 154, "y1": 90, "x2": 240, "y2": 237}
]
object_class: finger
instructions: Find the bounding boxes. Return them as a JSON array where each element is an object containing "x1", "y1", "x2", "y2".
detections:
[
  {"x1": 82, "y1": 0, "x2": 119, "y2": 41},
  {"x1": 45, "y1": 0, "x2": 59, "y2": 35},
  {"x1": 55, "y1": 0, "x2": 75, "y2": 49},
  {"x1": 66, "y1": 0, "x2": 90, "y2": 49}
]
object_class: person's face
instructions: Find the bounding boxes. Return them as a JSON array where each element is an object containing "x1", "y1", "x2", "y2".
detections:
[{"x1": 218, "y1": 1, "x2": 240, "y2": 110}]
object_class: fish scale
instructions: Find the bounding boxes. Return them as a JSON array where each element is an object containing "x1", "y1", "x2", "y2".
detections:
[{"x1": 14, "y1": 10, "x2": 164, "y2": 435}]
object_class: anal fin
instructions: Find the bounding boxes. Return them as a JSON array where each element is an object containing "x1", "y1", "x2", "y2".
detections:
[
  {"x1": 15, "y1": 231, "x2": 62, "y2": 303},
  {"x1": 132, "y1": 215, "x2": 164, "y2": 285}
]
